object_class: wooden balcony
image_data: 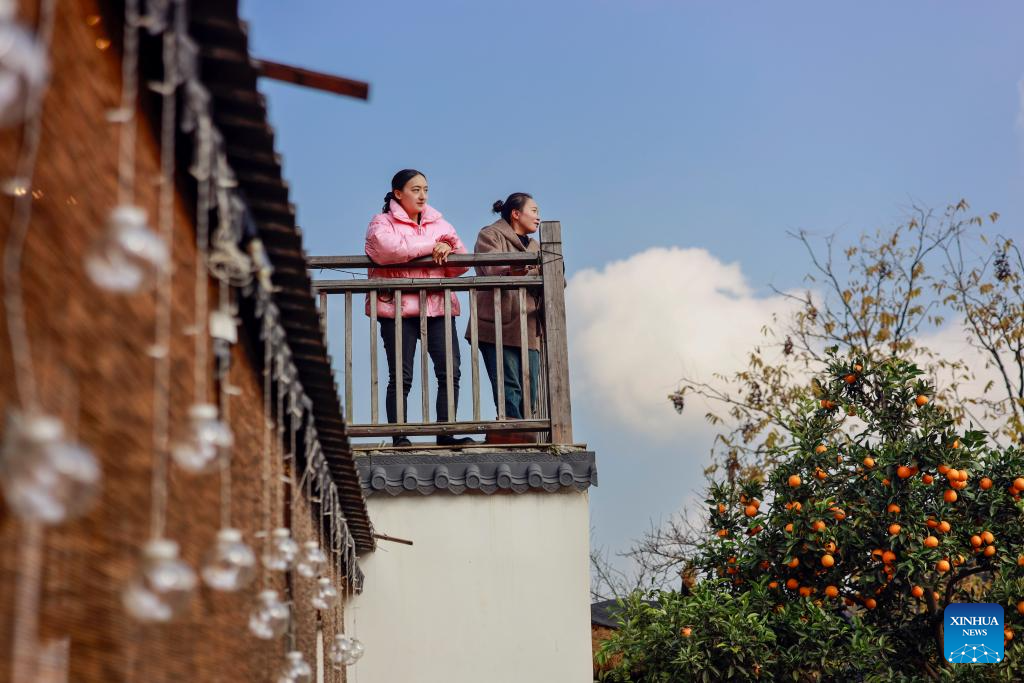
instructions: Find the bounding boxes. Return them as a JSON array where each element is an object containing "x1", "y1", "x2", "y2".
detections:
[{"x1": 310, "y1": 222, "x2": 574, "y2": 449}]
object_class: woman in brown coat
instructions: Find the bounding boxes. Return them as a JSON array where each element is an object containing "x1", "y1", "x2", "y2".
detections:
[{"x1": 467, "y1": 193, "x2": 543, "y2": 443}]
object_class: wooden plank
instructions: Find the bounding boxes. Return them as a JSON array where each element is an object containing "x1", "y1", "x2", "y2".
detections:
[
  {"x1": 344, "y1": 292, "x2": 353, "y2": 422},
  {"x1": 540, "y1": 221, "x2": 572, "y2": 444},
  {"x1": 394, "y1": 289, "x2": 404, "y2": 424},
  {"x1": 254, "y1": 58, "x2": 370, "y2": 100},
  {"x1": 419, "y1": 291, "x2": 429, "y2": 423},
  {"x1": 318, "y1": 291, "x2": 328, "y2": 330},
  {"x1": 346, "y1": 419, "x2": 549, "y2": 438},
  {"x1": 444, "y1": 292, "x2": 455, "y2": 422},
  {"x1": 308, "y1": 253, "x2": 540, "y2": 270},
  {"x1": 469, "y1": 290, "x2": 480, "y2": 422},
  {"x1": 311, "y1": 275, "x2": 541, "y2": 294},
  {"x1": 493, "y1": 287, "x2": 505, "y2": 421},
  {"x1": 519, "y1": 287, "x2": 531, "y2": 419},
  {"x1": 369, "y1": 291, "x2": 378, "y2": 424}
]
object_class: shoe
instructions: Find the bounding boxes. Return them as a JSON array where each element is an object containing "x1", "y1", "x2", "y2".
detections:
[
  {"x1": 392, "y1": 436, "x2": 412, "y2": 447},
  {"x1": 436, "y1": 435, "x2": 478, "y2": 446}
]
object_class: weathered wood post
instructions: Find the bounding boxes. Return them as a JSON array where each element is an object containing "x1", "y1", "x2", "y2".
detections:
[{"x1": 540, "y1": 221, "x2": 573, "y2": 444}]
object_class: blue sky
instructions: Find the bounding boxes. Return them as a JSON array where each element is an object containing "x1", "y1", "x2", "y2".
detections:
[{"x1": 239, "y1": 0, "x2": 1024, "y2": 573}]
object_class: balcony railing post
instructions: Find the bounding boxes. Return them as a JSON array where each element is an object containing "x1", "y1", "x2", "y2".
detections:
[{"x1": 540, "y1": 221, "x2": 572, "y2": 444}]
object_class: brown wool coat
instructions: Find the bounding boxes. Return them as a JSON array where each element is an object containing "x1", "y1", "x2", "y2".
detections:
[{"x1": 465, "y1": 219, "x2": 543, "y2": 351}]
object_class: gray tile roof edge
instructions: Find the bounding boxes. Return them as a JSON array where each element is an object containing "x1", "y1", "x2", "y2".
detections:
[{"x1": 357, "y1": 451, "x2": 597, "y2": 497}]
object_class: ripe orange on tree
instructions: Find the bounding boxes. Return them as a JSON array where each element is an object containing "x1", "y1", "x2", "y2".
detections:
[
  {"x1": 982, "y1": 531, "x2": 995, "y2": 545},
  {"x1": 864, "y1": 598, "x2": 877, "y2": 609},
  {"x1": 1006, "y1": 628, "x2": 1014, "y2": 642},
  {"x1": 863, "y1": 456, "x2": 875, "y2": 469},
  {"x1": 821, "y1": 554, "x2": 835, "y2": 568},
  {"x1": 980, "y1": 477, "x2": 993, "y2": 490},
  {"x1": 681, "y1": 627, "x2": 692, "y2": 638},
  {"x1": 825, "y1": 585, "x2": 839, "y2": 598},
  {"x1": 924, "y1": 536, "x2": 939, "y2": 548},
  {"x1": 1014, "y1": 477, "x2": 1024, "y2": 491},
  {"x1": 922, "y1": 473, "x2": 934, "y2": 484},
  {"x1": 970, "y1": 535, "x2": 983, "y2": 548},
  {"x1": 811, "y1": 520, "x2": 826, "y2": 532},
  {"x1": 887, "y1": 503, "x2": 901, "y2": 514},
  {"x1": 911, "y1": 586, "x2": 924, "y2": 598},
  {"x1": 943, "y1": 489, "x2": 958, "y2": 503},
  {"x1": 844, "y1": 374, "x2": 857, "y2": 384},
  {"x1": 744, "y1": 504, "x2": 758, "y2": 517},
  {"x1": 937, "y1": 559, "x2": 951, "y2": 572},
  {"x1": 786, "y1": 578, "x2": 799, "y2": 590},
  {"x1": 915, "y1": 394, "x2": 930, "y2": 406},
  {"x1": 815, "y1": 444, "x2": 828, "y2": 454},
  {"x1": 788, "y1": 474, "x2": 802, "y2": 488},
  {"x1": 888, "y1": 524, "x2": 901, "y2": 535},
  {"x1": 984, "y1": 545, "x2": 997, "y2": 557},
  {"x1": 897, "y1": 465, "x2": 912, "y2": 479},
  {"x1": 938, "y1": 520, "x2": 951, "y2": 533}
]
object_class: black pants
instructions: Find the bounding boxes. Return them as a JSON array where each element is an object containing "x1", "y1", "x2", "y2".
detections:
[{"x1": 380, "y1": 317, "x2": 461, "y2": 423}]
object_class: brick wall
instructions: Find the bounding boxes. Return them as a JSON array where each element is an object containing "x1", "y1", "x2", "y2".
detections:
[{"x1": 0, "y1": 2, "x2": 341, "y2": 681}]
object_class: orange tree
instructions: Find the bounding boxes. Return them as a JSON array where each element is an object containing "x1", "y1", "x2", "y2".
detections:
[
  {"x1": 704, "y1": 350, "x2": 1024, "y2": 679},
  {"x1": 601, "y1": 351, "x2": 1024, "y2": 681}
]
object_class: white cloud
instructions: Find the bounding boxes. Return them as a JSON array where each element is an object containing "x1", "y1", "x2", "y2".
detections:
[{"x1": 565, "y1": 247, "x2": 802, "y2": 440}]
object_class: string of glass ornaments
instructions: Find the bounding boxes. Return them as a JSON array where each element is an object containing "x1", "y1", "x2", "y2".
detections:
[{"x1": 0, "y1": 0, "x2": 366, "y2": 675}]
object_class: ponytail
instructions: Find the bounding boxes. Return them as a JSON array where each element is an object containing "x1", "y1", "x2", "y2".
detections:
[{"x1": 382, "y1": 191, "x2": 395, "y2": 214}]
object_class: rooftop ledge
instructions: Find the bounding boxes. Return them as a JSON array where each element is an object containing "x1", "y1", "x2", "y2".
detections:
[{"x1": 355, "y1": 449, "x2": 597, "y2": 497}]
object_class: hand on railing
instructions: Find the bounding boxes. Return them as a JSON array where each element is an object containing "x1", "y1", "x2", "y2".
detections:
[{"x1": 431, "y1": 241, "x2": 453, "y2": 265}]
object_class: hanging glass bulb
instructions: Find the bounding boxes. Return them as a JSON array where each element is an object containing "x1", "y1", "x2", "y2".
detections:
[
  {"x1": 296, "y1": 541, "x2": 327, "y2": 579},
  {"x1": 200, "y1": 527, "x2": 255, "y2": 591},
  {"x1": 86, "y1": 205, "x2": 168, "y2": 293},
  {"x1": 275, "y1": 651, "x2": 312, "y2": 683},
  {"x1": 348, "y1": 637, "x2": 365, "y2": 663},
  {"x1": 311, "y1": 577, "x2": 338, "y2": 610},
  {"x1": 247, "y1": 589, "x2": 290, "y2": 640},
  {"x1": 170, "y1": 403, "x2": 232, "y2": 474},
  {"x1": 122, "y1": 539, "x2": 197, "y2": 622},
  {"x1": 0, "y1": 410, "x2": 101, "y2": 524},
  {"x1": 328, "y1": 634, "x2": 353, "y2": 668},
  {"x1": 262, "y1": 527, "x2": 298, "y2": 572},
  {"x1": 0, "y1": 18, "x2": 49, "y2": 129}
]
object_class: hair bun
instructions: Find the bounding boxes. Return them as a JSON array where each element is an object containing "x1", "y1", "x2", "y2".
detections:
[{"x1": 492, "y1": 200, "x2": 505, "y2": 214}]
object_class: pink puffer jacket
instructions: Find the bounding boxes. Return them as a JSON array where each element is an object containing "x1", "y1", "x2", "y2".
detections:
[{"x1": 364, "y1": 200, "x2": 469, "y2": 318}]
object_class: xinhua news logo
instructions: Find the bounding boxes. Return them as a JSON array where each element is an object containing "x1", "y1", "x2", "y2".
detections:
[{"x1": 943, "y1": 603, "x2": 1004, "y2": 664}]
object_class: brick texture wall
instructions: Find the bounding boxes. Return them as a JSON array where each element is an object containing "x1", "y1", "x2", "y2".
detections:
[{"x1": 0, "y1": 2, "x2": 344, "y2": 681}]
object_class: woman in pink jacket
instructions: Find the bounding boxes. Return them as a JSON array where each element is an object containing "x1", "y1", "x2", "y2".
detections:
[{"x1": 365, "y1": 169, "x2": 476, "y2": 446}]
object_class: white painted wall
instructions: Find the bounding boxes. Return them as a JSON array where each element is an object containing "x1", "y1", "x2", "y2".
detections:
[{"x1": 349, "y1": 491, "x2": 593, "y2": 683}]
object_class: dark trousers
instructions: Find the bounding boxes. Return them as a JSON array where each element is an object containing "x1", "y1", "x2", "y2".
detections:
[
  {"x1": 380, "y1": 317, "x2": 460, "y2": 423},
  {"x1": 480, "y1": 342, "x2": 540, "y2": 420}
]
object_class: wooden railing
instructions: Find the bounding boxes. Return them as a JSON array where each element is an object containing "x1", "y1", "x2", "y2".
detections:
[{"x1": 310, "y1": 221, "x2": 573, "y2": 445}]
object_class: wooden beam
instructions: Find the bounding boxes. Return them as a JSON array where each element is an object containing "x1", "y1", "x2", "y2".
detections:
[
  {"x1": 307, "y1": 253, "x2": 540, "y2": 270},
  {"x1": 540, "y1": 221, "x2": 573, "y2": 444},
  {"x1": 345, "y1": 419, "x2": 549, "y2": 438},
  {"x1": 311, "y1": 275, "x2": 541, "y2": 294},
  {"x1": 254, "y1": 59, "x2": 370, "y2": 100}
]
